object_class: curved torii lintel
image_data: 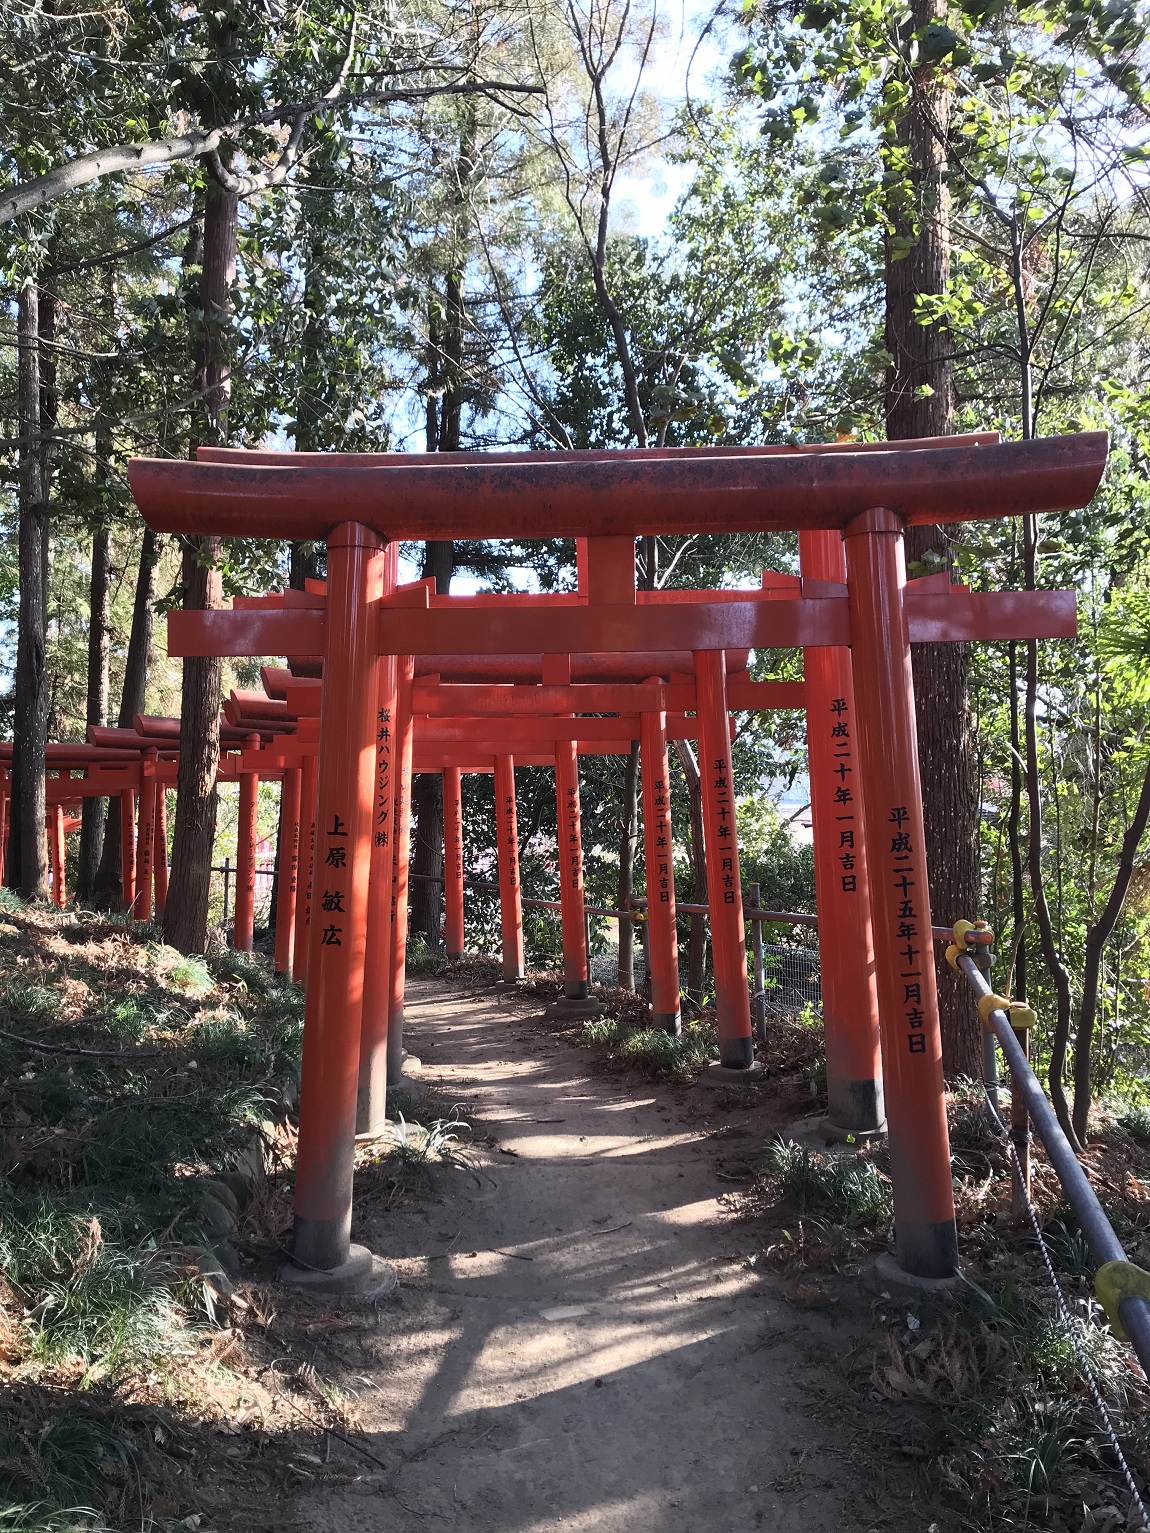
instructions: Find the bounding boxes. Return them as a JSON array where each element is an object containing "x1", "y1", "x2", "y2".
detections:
[{"x1": 128, "y1": 432, "x2": 1109, "y2": 543}]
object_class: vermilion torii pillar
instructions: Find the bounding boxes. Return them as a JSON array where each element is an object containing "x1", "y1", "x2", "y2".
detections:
[
  {"x1": 843, "y1": 510, "x2": 956, "y2": 1278},
  {"x1": 275, "y1": 766, "x2": 302, "y2": 975},
  {"x1": 695, "y1": 650, "x2": 756, "y2": 1073},
  {"x1": 494, "y1": 752, "x2": 525, "y2": 982},
  {"x1": 291, "y1": 523, "x2": 383, "y2": 1277},
  {"x1": 357, "y1": 576, "x2": 401, "y2": 1134},
  {"x1": 640, "y1": 697, "x2": 681, "y2": 1034},
  {"x1": 384, "y1": 655, "x2": 416, "y2": 1092},
  {"x1": 50, "y1": 805, "x2": 66, "y2": 907},
  {"x1": 234, "y1": 732, "x2": 260, "y2": 952},
  {"x1": 799, "y1": 531, "x2": 884, "y2": 1137},
  {"x1": 293, "y1": 751, "x2": 318, "y2": 985},
  {"x1": 133, "y1": 748, "x2": 157, "y2": 921},
  {"x1": 154, "y1": 789, "x2": 169, "y2": 919},
  {"x1": 553, "y1": 741, "x2": 592, "y2": 1005}
]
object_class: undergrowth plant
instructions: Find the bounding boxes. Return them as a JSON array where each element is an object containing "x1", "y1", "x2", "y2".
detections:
[
  {"x1": 758, "y1": 1135, "x2": 893, "y2": 1225},
  {"x1": 0, "y1": 919, "x2": 303, "y2": 1380},
  {"x1": 576, "y1": 1016, "x2": 719, "y2": 1077}
]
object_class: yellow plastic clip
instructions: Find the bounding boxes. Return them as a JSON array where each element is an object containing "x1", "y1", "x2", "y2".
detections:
[
  {"x1": 945, "y1": 943, "x2": 963, "y2": 973},
  {"x1": 976, "y1": 992, "x2": 1013, "y2": 1030},
  {"x1": 1006, "y1": 1000, "x2": 1036, "y2": 1031},
  {"x1": 1095, "y1": 1260, "x2": 1150, "y2": 1342},
  {"x1": 952, "y1": 919, "x2": 976, "y2": 948}
]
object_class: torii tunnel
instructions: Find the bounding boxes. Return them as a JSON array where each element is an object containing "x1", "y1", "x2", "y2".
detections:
[{"x1": 128, "y1": 429, "x2": 1108, "y2": 1284}]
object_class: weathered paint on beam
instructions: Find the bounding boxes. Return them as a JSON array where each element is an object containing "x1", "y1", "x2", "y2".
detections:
[{"x1": 129, "y1": 433, "x2": 1108, "y2": 543}]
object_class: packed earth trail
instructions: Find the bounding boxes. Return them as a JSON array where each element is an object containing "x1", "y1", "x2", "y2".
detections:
[{"x1": 285, "y1": 977, "x2": 907, "y2": 1533}]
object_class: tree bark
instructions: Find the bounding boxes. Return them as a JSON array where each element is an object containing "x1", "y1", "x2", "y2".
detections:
[
  {"x1": 289, "y1": 542, "x2": 322, "y2": 589},
  {"x1": 1006, "y1": 639, "x2": 1027, "y2": 999},
  {"x1": 884, "y1": 0, "x2": 981, "y2": 1077},
  {"x1": 409, "y1": 280, "x2": 459, "y2": 945},
  {"x1": 77, "y1": 517, "x2": 112, "y2": 899},
  {"x1": 615, "y1": 741, "x2": 641, "y2": 989},
  {"x1": 1018, "y1": 520, "x2": 1079, "y2": 1147},
  {"x1": 163, "y1": 162, "x2": 236, "y2": 953},
  {"x1": 93, "y1": 526, "x2": 159, "y2": 904},
  {"x1": 1072, "y1": 755, "x2": 1150, "y2": 1141},
  {"x1": 7, "y1": 280, "x2": 50, "y2": 900}
]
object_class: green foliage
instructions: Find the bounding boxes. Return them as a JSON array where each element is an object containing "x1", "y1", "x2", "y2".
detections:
[
  {"x1": 759, "y1": 1136, "x2": 893, "y2": 1224},
  {"x1": 617, "y1": 1024, "x2": 718, "y2": 1076},
  {"x1": 1118, "y1": 1101, "x2": 1150, "y2": 1143},
  {"x1": 577, "y1": 1015, "x2": 719, "y2": 1077},
  {"x1": 382, "y1": 1113, "x2": 472, "y2": 1169},
  {"x1": 161, "y1": 955, "x2": 213, "y2": 998},
  {"x1": 0, "y1": 1200, "x2": 184, "y2": 1370}
]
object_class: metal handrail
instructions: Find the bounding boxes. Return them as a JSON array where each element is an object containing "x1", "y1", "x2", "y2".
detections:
[{"x1": 954, "y1": 944, "x2": 1150, "y2": 1379}]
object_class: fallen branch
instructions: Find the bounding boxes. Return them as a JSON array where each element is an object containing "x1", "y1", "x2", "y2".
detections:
[{"x1": 0, "y1": 1024, "x2": 164, "y2": 1059}]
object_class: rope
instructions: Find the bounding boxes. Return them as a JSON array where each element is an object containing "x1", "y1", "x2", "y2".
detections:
[{"x1": 980, "y1": 1083, "x2": 1149, "y2": 1528}]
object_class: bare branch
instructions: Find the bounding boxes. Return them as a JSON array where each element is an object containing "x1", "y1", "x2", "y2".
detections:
[{"x1": 0, "y1": 77, "x2": 543, "y2": 225}]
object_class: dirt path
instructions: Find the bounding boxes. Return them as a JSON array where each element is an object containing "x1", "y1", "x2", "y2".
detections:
[{"x1": 293, "y1": 978, "x2": 877, "y2": 1533}]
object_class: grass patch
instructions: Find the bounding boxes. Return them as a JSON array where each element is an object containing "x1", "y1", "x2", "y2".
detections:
[
  {"x1": 1117, "y1": 1099, "x2": 1150, "y2": 1143},
  {"x1": 385, "y1": 1112, "x2": 472, "y2": 1169},
  {"x1": 759, "y1": 1135, "x2": 892, "y2": 1225},
  {"x1": 576, "y1": 1016, "x2": 719, "y2": 1077},
  {"x1": 161, "y1": 954, "x2": 213, "y2": 998},
  {"x1": 405, "y1": 936, "x2": 449, "y2": 976}
]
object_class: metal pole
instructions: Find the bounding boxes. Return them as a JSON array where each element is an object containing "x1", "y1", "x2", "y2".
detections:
[
  {"x1": 843, "y1": 509, "x2": 957, "y2": 1280},
  {"x1": 968, "y1": 922, "x2": 999, "y2": 1116},
  {"x1": 955, "y1": 950, "x2": 1150, "y2": 1376},
  {"x1": 292, "y1": 521, "x2": 384, "y2": 1274},
  {"x1": 1010, "y1": 1018, "x2": 1032, "y2": 1224},
  {"x1": 749, "y1": 880, "x2": 766, "y2": 1042},
  {"x1": 693, "y1": 649, "x2": 754, "y2": 1068},
  {"x1": 221, "y1": 855, "x2": 231, "y2": 931},
  {"x1": 799, "y1": 529, "x2": 885, "y2": 1135}
]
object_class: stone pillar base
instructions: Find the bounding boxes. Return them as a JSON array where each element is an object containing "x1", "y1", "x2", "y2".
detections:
[
  {"x1": 280, "y1": 1244, "x2": 397, "y2": 1299},
  {"x1": 701, "y1": 1060, "x2": 766, "y2": 1086}
]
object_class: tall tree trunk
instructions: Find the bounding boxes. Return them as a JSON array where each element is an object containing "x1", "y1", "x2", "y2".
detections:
[
  {"x1": 1071, "y1": 755, "x2": 1150, "y2": 1141},
  {"x1": 163, "y1": 164, "x2": 236, "y2": 953},
  {"x1": 615, "y1": 742, "x2": 641, "y2": 989},
  {"x1": 289, "y1": 543, "x2": 322, "y2": 589},
  {"x1": 409, "y1": 281, "x2": 459, "y2": 945},
  {"x1": 7, "y1": 279, "x2": 50, "y2": 900},
  {"x1": 1006, "y1": 640, "x2": 1027, "y2": 998},
  {"x1": 93, "y1": 526, "x2": 159, "y2": 904},
  {"x1": 884, "y1": 0, "x2": 980, "y2": 1077},
  {"x1": 77, "y1": 515, "x2": 111, "y2": 898}
]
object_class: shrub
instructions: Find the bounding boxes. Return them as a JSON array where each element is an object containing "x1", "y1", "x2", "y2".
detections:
[{"x1": 759, "y1": 1135, "x2": 892, "y2": 1225}]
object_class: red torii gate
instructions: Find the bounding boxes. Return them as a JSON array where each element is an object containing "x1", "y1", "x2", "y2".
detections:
[
  {"x1": 255, "y1": 687, "x2": 686, "y2": 1094},
  {"x1": 129, "y1": 430, "x2": 1105, "y2": 1284}
]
